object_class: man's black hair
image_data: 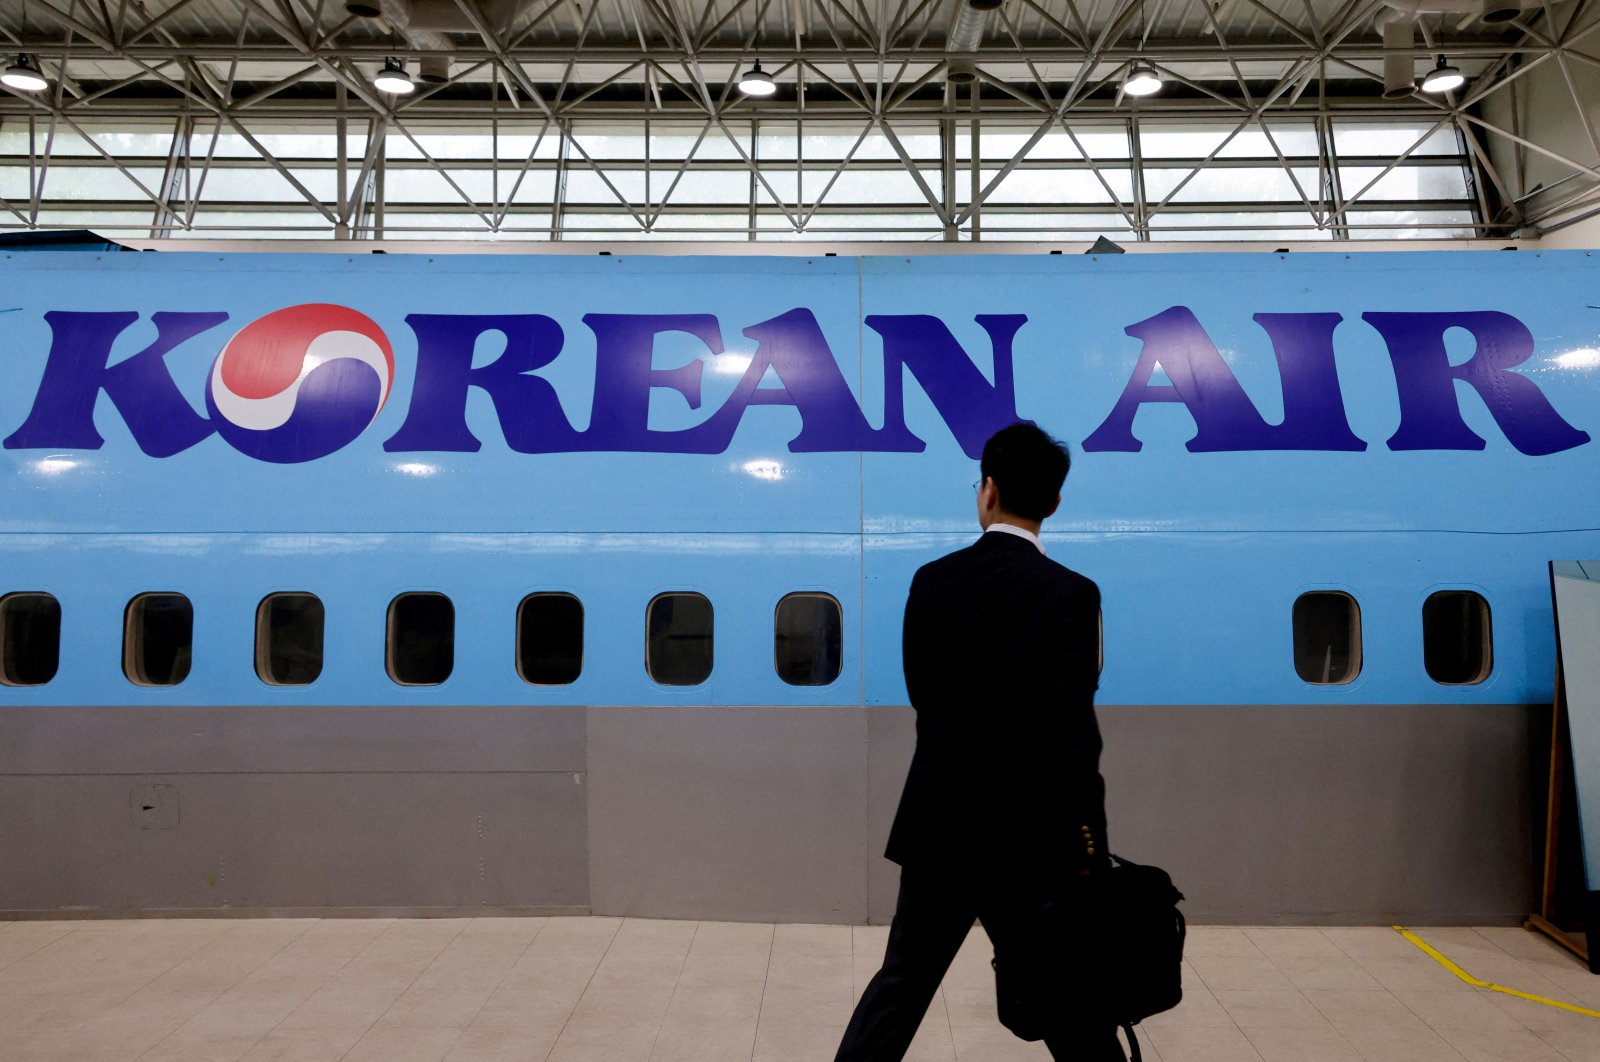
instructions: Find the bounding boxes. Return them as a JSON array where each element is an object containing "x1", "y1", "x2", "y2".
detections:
[{"x1": 980, "y1": 422, "x2": 1070, "y2": 522}]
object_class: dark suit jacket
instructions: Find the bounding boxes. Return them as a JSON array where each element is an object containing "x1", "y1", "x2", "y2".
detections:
[{"x1": 885, "y1": 529, "x2": 1106, "y2": 883}]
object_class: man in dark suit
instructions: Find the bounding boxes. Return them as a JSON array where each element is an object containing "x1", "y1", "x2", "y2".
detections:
[{"x1": 835, "y1": 422, "x2": 1119, "y2": 1062}]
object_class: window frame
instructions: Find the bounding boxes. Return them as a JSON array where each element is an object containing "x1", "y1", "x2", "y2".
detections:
[
  {"x1": 1421, "y1": 588, "x2": 1494, "y2": 686},
  {"x1": 1290, "y1": 589, "x2": 1364, "y2": 687},
  {"x1": 516, "y1": 591, "x2": 585, "y2": 687},
  {"x1": 385, "y1": 591, "x2": 456, "y2": 688},
  {"x1": 773, "y1": 591, "x2": 844, "y2": 688},
  {"x1": 645, "y1": 590, "x2": 715, "y2": 688},
  {"x1": 255, "y1": 591, "x2": 326, "y2": 687},
  {"x1": 0, "y1": 591, "x2": 62, "y2": 687},
  {"x1": 122, "y1": 591, "x2": 194, "y2": 688}
]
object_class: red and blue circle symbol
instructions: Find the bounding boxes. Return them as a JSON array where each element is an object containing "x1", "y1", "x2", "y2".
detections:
[{"x1": 205, "y1": 303, "x2": 395, "y2": 464}]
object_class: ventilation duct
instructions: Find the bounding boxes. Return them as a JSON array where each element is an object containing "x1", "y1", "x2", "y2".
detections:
[
  {"x1": 362, "y1": 0, "x2": 536, "y2": 84},
  {"x1": 419, "y1": 55, "x2": 451, "y2": 84},
  {"x1": 1373, "y1": 0, "x2": 1516, "y2": 98},
  {"x1": 946, "y1": 59, "x2": 979, "y2": 84},
  {"x1": 1379, "y1": 12, "x2": 1416, "y2": 99},
  {"x1": 1479, "y1": 0, "x2": 1536, "y2": 21},
  {"x1": 352, "y1": 0, "x2": 530, "y2": 35},
  {"x1": 1377, "y1": 0, "x2": 1538, "y2": 22},
  {"x1": 947, "y1": 0, "x2": 1003, "y2": 53}
]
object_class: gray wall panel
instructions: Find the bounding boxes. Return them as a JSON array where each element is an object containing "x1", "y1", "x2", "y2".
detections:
[
  {"x1": 0, "y1": 707, "x2": 589, "y2": 914},
  {"x1": 0, "y1": 706, "x2": 586, "y2": 775},
  {"x1": 866, "y1": 706, "x2": 914, "y2": 924},
  {"x1": 0, "y1": 702, "x2": 1543, "y2": 923},
  {"x1": 1097, "y1": 704, "x2": 1542, "y2": 924},
  {"x1": 0, "y1": 772, "x2": 588, "y2": 912},
  {"x1": 587, "y1": 706, "x2": 870, "y2": 923}
]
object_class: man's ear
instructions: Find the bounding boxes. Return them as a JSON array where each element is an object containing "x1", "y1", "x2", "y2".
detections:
[{"x1": 1044, "y1": 493, "x2": 1061, "y2": 519}]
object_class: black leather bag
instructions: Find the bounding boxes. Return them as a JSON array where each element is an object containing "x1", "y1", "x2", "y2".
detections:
[{"x1": 990, "y1": 854, "x2": 1186, "y2": 1062}]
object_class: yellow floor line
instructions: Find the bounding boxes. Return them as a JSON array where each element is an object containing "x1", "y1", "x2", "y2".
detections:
[{"x1": 1392, "y1": 925, "x2": 1600, "y2": 1020}]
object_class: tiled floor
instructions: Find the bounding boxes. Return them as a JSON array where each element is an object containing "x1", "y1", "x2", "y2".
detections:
[{"x1": 1, "y1": 918, "x2": 1598, "y2": 1062}]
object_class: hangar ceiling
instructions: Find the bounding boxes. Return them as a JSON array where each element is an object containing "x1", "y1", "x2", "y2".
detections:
[{"x1": 0, "y1": 0, "x2": 1596, "y2": 241}]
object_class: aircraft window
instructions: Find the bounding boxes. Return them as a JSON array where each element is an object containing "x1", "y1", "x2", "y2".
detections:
[
  {"x1": 256, "y1": 593, "x2": 324, "y2": 686},
  {"x1": 0, "y1": 592, "x2": 61, "y2": 686},
  {"x1": 1292, "y1": 592, "x2": 1361, "y2": 685},
  {"x1": 1423, "y1": 591, "x2": 1493, "y2": 685},
  {"x1": 518, "y1": 593, "x2": 584, "y2": 685},
  {"x1": 124, "y1": 593, "x2": 193, "y2": 687},
  {"x1": 387, "y1": 592, "x2": 454, "y2": 686},
  {"x1": 775, "y1": 593, "x2": 843, "y2": 686},
  {"x1": 647, "y1": 592, "x2": 713, "y2": 686}
]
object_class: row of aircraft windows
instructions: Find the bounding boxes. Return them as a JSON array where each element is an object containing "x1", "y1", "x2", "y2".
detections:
[
  {"x1": 0, "y1": 591, "x2": 843, "y2": 690},
  {"x1": 1294, "y1": 590, "x2": 1493, "y2": 686},
  {"x1": 0, "y1": 588, "x2": 1491, "y2": 690}
]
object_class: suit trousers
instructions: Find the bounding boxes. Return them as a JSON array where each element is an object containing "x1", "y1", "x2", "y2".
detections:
[{"x1": 834, "y1": 862, "x2": 1126, "y2": 1062}]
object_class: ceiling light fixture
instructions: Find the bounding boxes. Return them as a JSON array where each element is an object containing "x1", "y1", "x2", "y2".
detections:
[
  {"x1": 373, "y1": 57, "x2": 415, "y2": 95},
  {"x1": 1421, "y1": 56, "x2": 1465, "y2": 93},
  {"x1": 2, "y1": 54, "x2": 48, "y2": 93},
  {"x1": 738, "y1": 62, "x2": 776, "y2": 96},
  {"x1": 1123, "y1": 62, "x2": 1163, "y2": 97}
]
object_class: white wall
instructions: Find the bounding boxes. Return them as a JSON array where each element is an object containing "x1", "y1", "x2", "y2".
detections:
[
  {"x1": 1479, "y1": 2, "x2": 1600, "y2": 241},
  {"x1": 1540, "y1": 210, "x2": 1600, "y2": 248}
]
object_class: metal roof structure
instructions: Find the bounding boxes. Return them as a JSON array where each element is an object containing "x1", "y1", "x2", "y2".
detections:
[{"x1": 0, "y1": 0, "x2": 1596, "y2": 241}]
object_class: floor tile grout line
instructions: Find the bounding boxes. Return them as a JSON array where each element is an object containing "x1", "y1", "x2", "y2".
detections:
[
  {"x1": 235, "y1": 914, "x2": 537, "y2": 1062},
  {"x1": 748, "y1": 922, "x2": 778, "y2": 1062},
  {"x1": 642, "y1": 920, "x2": 699, "y2": 1062},
  {"x1": 1408, "y1": 926, "x2": 1595, "y2": 1014},
  {"x1": 220, "y1": 918, "x2": 399, "y2": 1058},
  {"x1": 24, "y1": 920, "x2": 1600, "y2": 1062},
  {"x1": 1292, "y1": 953, "x2": 1474, "y2": 1062},
  {"x1": 1171, "y1": 954, "x2": 1246, "y2": 1035},
  {"x1": 538, "y1": 916, "x2": 625, "y2": 1062},
  {"x1": 1465, "y1": 925, "x2": 1574, "y2": 970},
  {"x1": 417, "y1": 915, "x2": 559, "y2": 1053},
  {"x1": 28, "y1": 919, "x2": 219, "y2": 1021},
  {"x1": 0, "y1": 921, "x2": 81, "y2": 975},
  {"x1": 435, "y1": 913, "x2": 555, "y2": 1056},
  {"x1": 1388, "y1": 927, "x2": 1600, "y2": 1040},
  {"x1": 1, "y1": 925, "x2": 134, "y2": 1012},
  {"x1": 332, "y1": 918, "x2": 474, "y2": 1062},
  {"x1": 939, "y1": 984, "x2": 958, "y2": 1062},
  {"x1": 130, "y1": 917, "x2": 322, "y2": 1062},
  {"x1": 97, "y1": 919, "x2": 293, "y2": 1052},
  {"x1": 1532, "y1": 1025, "x2": 1592, "y2": 1062}
]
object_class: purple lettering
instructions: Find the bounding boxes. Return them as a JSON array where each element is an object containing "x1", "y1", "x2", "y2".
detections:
[
  {"x1": 384, "y1": 314, "x2": 581, "y2": 453},
  {"x1": 1364, "y1": 311, "x2": 1591, "y2": 456},
  {"x1": 676, "y1": 308, "x2": 896, "y2": 453},
  {"x1": 583, "y1": 314, "x2": 718, "y2": 452},
  {"x1": 1082, "y1": 306, "x2": 1287, "y2": 453},
  {"x1": 864, "y1": 314, "x2": 1027, "y2": 459},
  {"x1": 1252, "y1": 312, "x2": 1366, "y2": 452},
  {"x1": 3, "y1": 310, "x2": 223, "y2": 457}
]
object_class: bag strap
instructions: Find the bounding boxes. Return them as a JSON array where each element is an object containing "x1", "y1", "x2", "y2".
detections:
[{"x1": 1122, "y1": 1022, "x2": 1141, "y2": 1062}]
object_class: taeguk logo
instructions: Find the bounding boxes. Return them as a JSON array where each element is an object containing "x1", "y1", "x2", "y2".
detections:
[{"x1": 204, "y1": 303, "x2": 395, "y2": 464}]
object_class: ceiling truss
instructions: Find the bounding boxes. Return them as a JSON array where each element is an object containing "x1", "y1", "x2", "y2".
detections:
[{"x1": 0, "y1": 0, "x2": 1595, "y2": 241}]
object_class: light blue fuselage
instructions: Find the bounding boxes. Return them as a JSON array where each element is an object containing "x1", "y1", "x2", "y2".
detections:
[{"x1": 1, "y1": 250, "x2": 1596, "y2": 711}]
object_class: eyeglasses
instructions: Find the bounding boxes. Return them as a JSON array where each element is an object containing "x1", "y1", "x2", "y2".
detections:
[{"x1": 972, "y1": 477, "x2": 985, "y2": 493}]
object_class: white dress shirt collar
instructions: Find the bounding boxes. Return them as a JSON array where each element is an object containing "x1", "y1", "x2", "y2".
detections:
[{"x1": 985, "y1": 521, "x2": 1045, "y2": 555}]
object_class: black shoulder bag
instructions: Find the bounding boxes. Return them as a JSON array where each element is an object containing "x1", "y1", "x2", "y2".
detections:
[{"x1": 990, "y1": 854, "x2": 1186, "y2": 1062}]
